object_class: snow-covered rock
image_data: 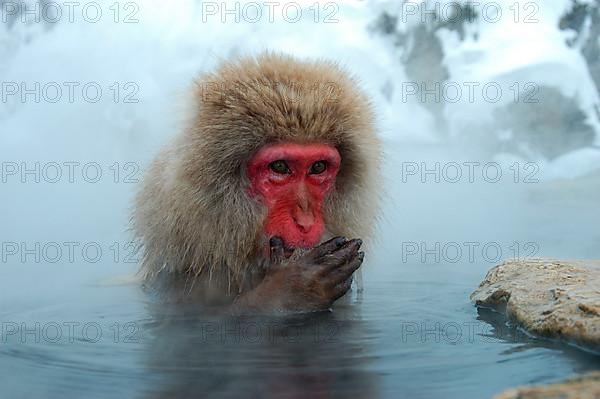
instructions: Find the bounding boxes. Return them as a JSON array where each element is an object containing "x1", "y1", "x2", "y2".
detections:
[{"x1": 471, "y1": 258, "x2": 600, "y2": 353}]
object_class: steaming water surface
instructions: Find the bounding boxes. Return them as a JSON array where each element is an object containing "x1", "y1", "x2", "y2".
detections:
[{"x1": 1, "y1": 144, "x2": 599, "y2": 399}]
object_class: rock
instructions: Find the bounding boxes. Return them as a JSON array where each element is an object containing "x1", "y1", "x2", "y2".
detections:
[
  {"x1": 471, "y1": 258, "x2": 600, "y2": 352},
  {"x1": 494, "y1": 371, "x2": 600, "y2": 399}
]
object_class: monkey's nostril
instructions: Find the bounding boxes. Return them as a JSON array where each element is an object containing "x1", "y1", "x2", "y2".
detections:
[{"x1": 296, "y1": 224, "x2": 311, "y2": 233}]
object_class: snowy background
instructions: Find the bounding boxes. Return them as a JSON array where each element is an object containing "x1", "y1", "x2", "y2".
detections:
[{"x1": 2, "y1": 0, "x2": 600, "y2": 170}]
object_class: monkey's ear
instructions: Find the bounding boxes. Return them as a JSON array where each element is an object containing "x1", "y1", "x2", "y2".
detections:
[{"x1": 269, "y1": 237, "x2": 285, "y2": 265}]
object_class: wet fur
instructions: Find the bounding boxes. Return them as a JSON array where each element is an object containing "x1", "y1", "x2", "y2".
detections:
[{"x1": 133, "y1": 52, "x2": 381, "y2": 294}]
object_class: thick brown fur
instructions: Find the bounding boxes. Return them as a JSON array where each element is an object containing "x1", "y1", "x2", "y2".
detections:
[{"x1": 133, "y1": 52, "x2": 381, "y2": 294}]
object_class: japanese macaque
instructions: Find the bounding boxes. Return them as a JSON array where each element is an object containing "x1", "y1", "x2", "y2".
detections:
[{"x1": 133, "y1": 52, "x2": 381, "y2": 314}]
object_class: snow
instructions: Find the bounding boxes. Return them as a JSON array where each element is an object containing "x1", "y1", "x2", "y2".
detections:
[
  {"x1": 0, "y1": 0, "x2": 599, "y2": 179},
  {"x1": 441, "y1": 0, "x2": 599, "y2": 127}
]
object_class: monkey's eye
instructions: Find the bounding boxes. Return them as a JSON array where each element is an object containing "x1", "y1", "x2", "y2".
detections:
[
  {"x1": 269, "y1": 160, "x2": 291, "y2": 174},
  {"x1": 309, "y1": 161, "x2": 327, "y2": 175}
]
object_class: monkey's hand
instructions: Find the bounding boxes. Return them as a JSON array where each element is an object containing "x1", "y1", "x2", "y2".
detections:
[{"x1": 230, "y1": 236, "x2": 364, "y2": 315}]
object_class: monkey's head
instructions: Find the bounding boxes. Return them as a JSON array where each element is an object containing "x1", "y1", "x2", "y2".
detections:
[
  {"x1": 135, "y1": 52, "x2": 381, "y2": 289},
  {"x1": 246, "y1": 142, "x2": 341, "y2": 253}
]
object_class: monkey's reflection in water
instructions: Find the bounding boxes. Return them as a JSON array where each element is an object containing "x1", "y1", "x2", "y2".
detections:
[{"x1": 142, "y1": 296, "x2": 379, "y2": 399}]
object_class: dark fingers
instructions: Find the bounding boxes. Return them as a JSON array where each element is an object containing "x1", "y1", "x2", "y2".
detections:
[
  {"x1": 269, "y1": 236, "x2": 285, "y2": 265},
  {"x1": 309, "y1": 236, "x2": 348, "y2": 259},
  {"x1": 331, "y1": 277, "x2": 353, "y2": 301},
  {"x1": 317, "y1": 239, "x2": 362, "y2": 274},
  {"x1": 327, "y1": 252, "x2": 364, "y2": 287}
]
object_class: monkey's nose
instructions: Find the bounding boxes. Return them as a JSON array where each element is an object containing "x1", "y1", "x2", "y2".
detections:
[
  {"x1": 294, "y1": 185, "x2": 315, "y2": 232},
  {"x1": 293, "y1": 210, "x2": 315, "y2": 233}
]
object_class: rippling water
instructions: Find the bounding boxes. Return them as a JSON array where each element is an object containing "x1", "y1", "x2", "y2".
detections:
[{"x1": 1, "y1": 144, "x2": 599, "y2": 398}]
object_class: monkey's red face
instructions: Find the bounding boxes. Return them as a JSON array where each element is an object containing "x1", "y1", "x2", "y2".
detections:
[{"x1": 247, "y1": 143, "x2": 341, "y2": 251}]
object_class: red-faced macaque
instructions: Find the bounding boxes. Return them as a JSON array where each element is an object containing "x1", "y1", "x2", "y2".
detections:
[{"x1": 133, "y1": 52, "x2": 381, "y2": 314}]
